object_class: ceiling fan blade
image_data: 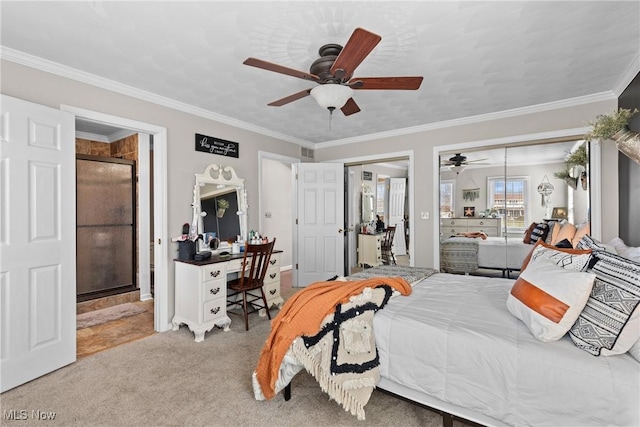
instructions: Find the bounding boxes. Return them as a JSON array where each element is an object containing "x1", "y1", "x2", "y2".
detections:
[
  {"x1": 341, "y1": 98, "x2": 361, "y2": 116},
  {"x1": 243, "y1": 58, "x2": 320, "y2": 82},
  {"x1": 267, "y1": 89, "x2": 313, "y2": 107},
  {"x1": 466, "y1": 158, "x2": 489, "y2": 163},
  {"x1": 330, "y1": 28, "x2": 381, "y2": 81},
  {"x1": 349, "y1": 77, "x2": 423, "y2": 90}
]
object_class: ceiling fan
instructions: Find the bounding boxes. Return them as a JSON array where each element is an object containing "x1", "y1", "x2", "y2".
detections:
[
  {"x1": 242, "y1": 27, "x2": 423, "y2": 116},
  {"x1": 441, "y1": 153, "x2": 490, "y2": 167}
]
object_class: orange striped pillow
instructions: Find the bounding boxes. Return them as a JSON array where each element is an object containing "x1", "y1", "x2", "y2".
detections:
[{"x1": 507, "y1": 258, "x2": 596, "y2": 342}]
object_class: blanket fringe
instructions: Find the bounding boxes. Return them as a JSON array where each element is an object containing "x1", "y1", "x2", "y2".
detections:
[{"x1": 291, "y1": 338, "x2": 368, "y2": 421}]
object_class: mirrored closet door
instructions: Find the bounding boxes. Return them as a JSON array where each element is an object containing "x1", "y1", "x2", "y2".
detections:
[{"x1": 439, "y1": 139, "x2": 590, "y2": 278}]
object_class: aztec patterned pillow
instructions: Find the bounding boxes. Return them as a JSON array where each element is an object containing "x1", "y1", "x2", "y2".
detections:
[
  {"x1": 520, "y1": 240, "x2": 592, "y2": 272},
  {"x1": 569, "y1": 250, "x2": 640, "y2": 356}
]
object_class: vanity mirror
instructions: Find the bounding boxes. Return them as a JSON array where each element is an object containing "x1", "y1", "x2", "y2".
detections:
[
  {"x1": 192, "y1": 164, "x2": 247, "y2": 251},
  {"x1": 361, "y1": 185, "x2": 375, "y2": 223}
]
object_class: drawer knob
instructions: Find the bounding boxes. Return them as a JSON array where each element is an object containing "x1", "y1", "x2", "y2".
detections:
[
  {"x1": 270, "y1": 273, "x2": 276, "y2": 279},
  {"x1": 269, "y1": 289, "x2": 276, "y2": 295},
  {"x1": 210, "y1": 270, "x2": 220, "y2": 278},
  {"x1": 269, "y1": 259, "x2": 276, "y2": 265},
  {"x1": 479, "y1": 221, "x2": 484, "y2": 225},
  {"x1": 210, "y1": 307, "x2": 220, "y2": 315},
  {"x1": 209, "y1": 287, "x2": 220, "y2": 295}
]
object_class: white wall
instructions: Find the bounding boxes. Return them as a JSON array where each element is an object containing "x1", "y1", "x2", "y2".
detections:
[{"x1": 260, "y1": 158, "x2": 293, "y2": 268}]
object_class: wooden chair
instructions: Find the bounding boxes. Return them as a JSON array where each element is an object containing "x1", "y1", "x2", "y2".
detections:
[
  {"x1": 381, "y1": 226, "x2": 396, "y2": 265},
  {"x1": 226, "y1": 238, "x2": 276, "y2": 331}
]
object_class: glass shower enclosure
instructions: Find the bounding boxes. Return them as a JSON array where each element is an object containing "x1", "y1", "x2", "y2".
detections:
[{"x1": 76, "y1": 155, "x2": 136, "y2": 301}]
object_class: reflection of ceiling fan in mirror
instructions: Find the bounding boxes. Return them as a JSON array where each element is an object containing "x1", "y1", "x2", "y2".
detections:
[
  {"x1": 441, "y1": 153, "x2": 490, "y2": 167},
  {"x1": 243, "y1": 27, "x2": 423, "y2": 116}
]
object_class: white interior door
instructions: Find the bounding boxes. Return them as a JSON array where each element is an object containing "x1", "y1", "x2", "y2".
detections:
[
  {"x1": 388, "y1": 177, "x2": 406, "y2": 256},
  {"x1": 295, "y1": 163, "x2": 344, "y2": 287},
  {"x1": 1, "y1": 95, "x2": 76, "y2": 392}
]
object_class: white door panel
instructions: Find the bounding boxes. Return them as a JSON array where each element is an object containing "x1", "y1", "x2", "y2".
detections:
[
  {"x1": 295, "y1": 163, "x2": 344, "y2": 286},
  {"x1": 388, "y1": 178, "x2": 406, "y2": 256},
  {"x1": 0, "y1": 95, "x2": 76, "y2": 392}
]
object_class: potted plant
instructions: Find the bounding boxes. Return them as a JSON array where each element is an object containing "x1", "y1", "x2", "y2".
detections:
[
  {"x1": 216, "y1": 198, "x2": 230, "y2": 218},
  {"x1": 585, "y1": 108, "x2": 640, "y2": 165},
  {"x1": 554, "y1": 168, "x2": 578, "y2": 190}
]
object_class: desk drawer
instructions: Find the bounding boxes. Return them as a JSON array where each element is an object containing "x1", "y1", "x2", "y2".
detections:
[
  {"x1": 267, "y1": 254, "x2": 280, "y2": 269},
  {"x1": 203, "y1": 298, "x2": 225, "y2": 323},
  {"x1": 203, "y1": 265, "x2": 223, "y2": 281},
  {"x1": 264, "y1": 281, "x2": 280, "y2": 300},
  {"x1": 203, "y1": 280, "x2": 225, "y2": 302},
  {"x1": 265, "y1": 269, "x2": 280, "y2": 284},
  {"x1": 227, "y1": 258, "x2": 249, "y2": 273}
]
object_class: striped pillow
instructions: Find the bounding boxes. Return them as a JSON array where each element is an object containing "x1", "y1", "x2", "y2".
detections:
[{"x1": 529, "y1": 223, "x2": 549, "y2": 244}]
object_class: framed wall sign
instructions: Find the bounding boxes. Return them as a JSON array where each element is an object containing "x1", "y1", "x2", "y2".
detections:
[
  {"x1": 362, "y1": 171, "x2": 373, "y2": 181},
  {"x1": 195, "y1": 133, "x2": 239, "y2": 158}
]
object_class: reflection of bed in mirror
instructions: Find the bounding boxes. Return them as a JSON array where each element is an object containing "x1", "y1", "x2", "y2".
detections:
[
  {"x1": 192, "y1": 164, "x2": 247, "y2": 252},
  {"x1": 440, "y1": 236, "x2": 533, "y2": 277}
]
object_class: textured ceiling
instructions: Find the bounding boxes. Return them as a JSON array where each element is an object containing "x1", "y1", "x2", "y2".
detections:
[{"x1": 1, "y1": 1, "x2": 639, "y2": 146}]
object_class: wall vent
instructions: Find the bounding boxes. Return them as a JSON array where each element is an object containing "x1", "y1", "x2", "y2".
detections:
[{"x1": 301, "y1": 147, "x2": 314, "y2": 159}]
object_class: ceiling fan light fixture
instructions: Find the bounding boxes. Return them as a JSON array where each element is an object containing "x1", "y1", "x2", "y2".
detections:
[
  {"x1": 449, "y1": 165, "x2": 465, "y2": 174},
  {"x1": 310, "y1": 84, "x2": 353, "y2": 110}
]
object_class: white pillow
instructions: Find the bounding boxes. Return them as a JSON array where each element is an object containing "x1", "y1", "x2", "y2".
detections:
[
  {"x1": 507, "y1": 258, "x2": 596, "y2": 342},
  {"x1": 607, "y1": 237, "x2": 640, "y2": 262}
]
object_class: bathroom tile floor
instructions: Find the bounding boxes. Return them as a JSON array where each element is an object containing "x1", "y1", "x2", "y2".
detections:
[{"x1": 76, "y1": 297, "x2": 155, "y2": 359}]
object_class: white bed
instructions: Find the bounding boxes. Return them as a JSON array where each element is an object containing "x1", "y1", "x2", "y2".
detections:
[
  {"x1": 373, "y1": 273, "x2": 640, "y2": 427},
  {"x1": 441, "y1": 236, "x2": 533, "y2": 276}
]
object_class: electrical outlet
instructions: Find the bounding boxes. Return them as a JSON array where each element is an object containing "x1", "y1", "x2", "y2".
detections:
[{"x1": 421, "y1": 212, "x2": 429, "y2": 220}]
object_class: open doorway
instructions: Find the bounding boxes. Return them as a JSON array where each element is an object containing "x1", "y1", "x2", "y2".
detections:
[{"x1": 64, "y1": 105, "x2": 169, "y2": 358}]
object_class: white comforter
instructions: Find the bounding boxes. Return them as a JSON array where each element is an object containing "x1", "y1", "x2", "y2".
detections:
[
  {"x1": 477, "y1": 236, "x2": 533, "y2": 271},
  {"x1": 373, "y1": 273, "x2": 640, "y2": 427}
]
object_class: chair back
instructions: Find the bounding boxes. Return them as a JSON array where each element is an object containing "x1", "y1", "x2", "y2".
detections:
[
  {"x1": 382, "y1": 226, "x2": 396, "y2": 249},
  {"x1": 237, "y1": 238, "x2": 276, "y2": 290}
]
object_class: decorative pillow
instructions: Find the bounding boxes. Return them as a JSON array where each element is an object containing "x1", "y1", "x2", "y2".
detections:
[
  {"x1": 552, "y1": 222, "x2": 577, "y2": 246},
  {"x1": 550, "y1": 220, "x2": 562, "y2": 245},
  {"x1": 571, "y1": 222, "x2": 590, "y2": 248},
  {"x1": 629, "y1": 338, "x2": 640, "y2": 363},
  {"x1": 576, "y1": 235, "x2": 618, "y2": 255},
  {"x1": 507, "y1": 258, "x2": 596, "y2": 342},
  {"x1": 520, "y1": 239, "x2": 593, "y2": 272},
  {"x1": 554, "y1": 238, "x2": 573, "y2": 249},
  {"x1": 569, "y1": 250, "x2": 640, "y2": 356},
  {"x1": 544, "y1": 221, "x2": 558, "y2": 245},
  {"x1": 523, "y1": 222, "x2": 538, "y2": 244},
  {"x1": 529, "y1": 223, "x2": 549, "y2": 244}
]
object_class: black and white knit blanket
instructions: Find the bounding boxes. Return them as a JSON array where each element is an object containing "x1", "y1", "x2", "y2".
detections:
[{"x1": 254, "y1": 266, "x2": 438, "y2": 420}]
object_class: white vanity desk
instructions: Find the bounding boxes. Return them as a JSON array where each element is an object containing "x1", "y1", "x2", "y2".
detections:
[
  {"x1": 173, "y1": 163, "x2": 284, "y2": 342},
  {"x1": 173, "y1": 250, "x2": 283, "y2": 342}
]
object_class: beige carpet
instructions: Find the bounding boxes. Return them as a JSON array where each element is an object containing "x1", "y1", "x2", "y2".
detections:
[
  {"x1": 76, "y1": 302, "x2": 146, "y2": 330},
  {"x1": 1, "y1": 306, "x2": 456, "y2": 427}
]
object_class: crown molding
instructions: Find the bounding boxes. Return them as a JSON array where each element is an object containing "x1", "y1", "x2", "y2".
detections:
[
  {"x1": 1, "y1": 46, "x2": 622, "y2": 151},
  {"x1": 1, "y1": 46, "x2": 312, "y2": 147},
  {"x1": 613, "y1": 52, "x2": 640, "y2": 97},
  {"x1": 313, "y1": 91, "x2": 617, "y2": 149},
  {"x1": 75, "y1": 131, "x2": 110, "y2": 143}
]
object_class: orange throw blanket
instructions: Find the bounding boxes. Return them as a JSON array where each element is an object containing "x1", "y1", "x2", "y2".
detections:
[{"x1": 254, "y1": 276, "x2": 411, "y2": 400}]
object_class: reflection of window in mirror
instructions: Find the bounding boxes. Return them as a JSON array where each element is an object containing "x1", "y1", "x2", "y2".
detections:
[
  {"x1": 362, "y1": 186, "x2": 375, "y2": 223},
  {"x1": 440, "y1": 180, "x2": 455, "y2": 218},
  {"x1": 487, "y1": 176, "x2": 528, "y2": 233}
]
